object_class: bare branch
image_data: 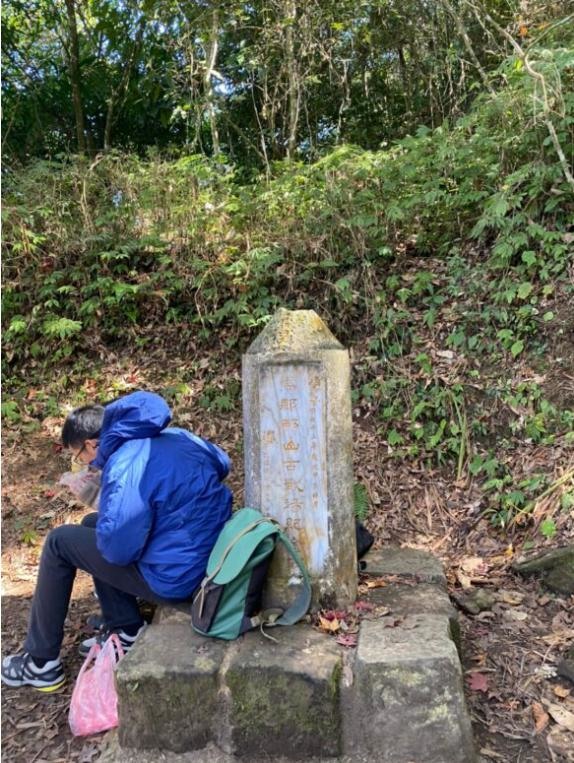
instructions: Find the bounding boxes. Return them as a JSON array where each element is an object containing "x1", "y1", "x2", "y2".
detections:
[{"x1": 467, "y1": 1, "x2": 574, "y2": 192}]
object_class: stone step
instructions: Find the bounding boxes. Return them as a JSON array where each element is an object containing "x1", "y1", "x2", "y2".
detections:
[
  {"x1": 345, "y1": 614, "x2": 474, "y2": 763},
  {"x1": 364, "y1": 547, "x2": 448, "y2": 586},
  {"x1": 117, "y1": 622, "x2": 343, "y2": 757},
  {"x1": 114, "y1": 549, "x2": 475, "y2": 762}
]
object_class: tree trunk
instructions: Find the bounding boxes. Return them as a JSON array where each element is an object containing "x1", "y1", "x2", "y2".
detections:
[
  {"x1": 64, "y1": 0, "x2": 86, "y2": 153},
  {"x1": 285, "y1": 0, "x2": 299, "y2": 159},
  {"x1": 104, "y1": 18, "x2": 145, "y2": 151},
  {"x1": 204, "y1": 6, "x2": 220, "y2": 156}
]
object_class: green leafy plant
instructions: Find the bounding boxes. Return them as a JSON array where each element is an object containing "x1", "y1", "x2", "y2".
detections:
[
  {"x1": 353, "y1": 482, "x2": 369, "y2": 522},
  {"x1": 539, "y1": 518, "x2": 557, "y2": 539}
]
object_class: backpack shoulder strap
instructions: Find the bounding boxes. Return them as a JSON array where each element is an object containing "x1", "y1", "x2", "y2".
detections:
[
  {"x1": 211, "y1": 508, "x2": 312, "y2": 626},
  {"x1": 208, "y1": 515, "x2": 277, "y2": 584},
  {"x1": 270, "y1": 530, "x2": 312, "y2": 626}
]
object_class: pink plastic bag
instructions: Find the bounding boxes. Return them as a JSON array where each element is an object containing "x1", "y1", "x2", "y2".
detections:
[{"x1": 69, "y1": 634, "x2": 124, "y2": 736}]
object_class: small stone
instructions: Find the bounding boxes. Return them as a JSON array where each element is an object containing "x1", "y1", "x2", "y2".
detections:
[
  {"x1": 472, "y1": 589, "x2": 497, "y2": 611},
  {"x1": 453, "y1": 588, "x2": 495, "y2": 615},
  {"x1": 513, "y1": 545, "x2": 574, "y2": 595},
  {"x1": 503, "y1": 609, "x2": 528, "y2": 622},
  {"x1": 545, "y1": 563, "x2": 574, "y2": 595}
]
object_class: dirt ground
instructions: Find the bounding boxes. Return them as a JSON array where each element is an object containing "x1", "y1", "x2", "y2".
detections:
[{"x1": 1, "y1": 358, "x2": 573, "y2": 762}]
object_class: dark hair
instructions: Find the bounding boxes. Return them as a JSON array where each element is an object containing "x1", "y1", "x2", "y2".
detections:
[{"x1": 61, "y1": 405, "x2": 105, "y2": 448}]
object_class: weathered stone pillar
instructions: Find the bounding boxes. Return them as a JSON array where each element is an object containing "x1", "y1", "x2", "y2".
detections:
[{"x1": 243, "y1": 308, "x2": 357, "y2": 609}]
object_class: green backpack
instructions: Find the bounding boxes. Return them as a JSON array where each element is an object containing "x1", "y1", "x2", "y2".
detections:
[{"x1": 191, "y1": 507, "x2": 312, "y2": 640}]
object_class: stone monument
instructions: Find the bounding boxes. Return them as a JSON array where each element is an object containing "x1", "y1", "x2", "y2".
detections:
[
  {"x1": 113, "y1": 308, "x2": 476, "y2": 762},
  {"x1": 242, "y1": 308, "x2": 357, "y2": 609}
]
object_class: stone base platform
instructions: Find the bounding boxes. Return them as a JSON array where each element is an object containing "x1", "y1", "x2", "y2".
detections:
[{"x1": 112, "y1": 548, "x2": 475, "y2": 763}]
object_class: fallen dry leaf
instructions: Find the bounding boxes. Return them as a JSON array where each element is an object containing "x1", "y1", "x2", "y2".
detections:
[
  {"x1": 541, "y1": 629, "x2": 574, "y2": 646},
  {"x1": 318, "y1": 616, "x2": 340, "y2": 633},
  {"x1": 456, "y1": 570, "x2": 473, "y2": 590},
  {"x1": 336, "y1": 633, "x2": 358, "y2": 648},
  {"x1": 553, "y1": 685, "x2": 571, "y2": 699},
  {"x1": 460, "y1": 556, "x2": 488, "y2": 575},
  {"x1": 503, "y1": 609, "x2": 528, "y2": 622},
  {"x1": 365, "y1": 578, "x2": 387, "y2": 589},
  {"x1": 547, "y1": 727, "x2": 574, "y2": 760},
  {"x1": 498, "y1": 590, "x2": 525, "y2": 605},
  {"x1": 544, "y1": 701, "x2": 574, "y2": 732},
  {"x1": 531, "y1": 701, "x2": 549, "y2": 733},
  {"x1": 322, "y1": 609, "x2": 348, "y2": 621},
  {"x1": 467, "y1": 672, "x2": 489, "y2": 693}
]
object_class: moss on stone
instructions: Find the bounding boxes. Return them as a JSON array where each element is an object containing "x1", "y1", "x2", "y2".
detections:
[{"x1": 227, "y1": 664, "x2": 341, "y2": 757}]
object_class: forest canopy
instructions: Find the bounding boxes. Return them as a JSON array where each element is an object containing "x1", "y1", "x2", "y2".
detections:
[{"x1": 3, "y1": 0, "x2": 571, "y2": 167}]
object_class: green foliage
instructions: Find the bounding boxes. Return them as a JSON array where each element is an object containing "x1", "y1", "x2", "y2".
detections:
[
  {"x1": 1, "y1": 400, "x2": 21, "y2": 423},
  {"x1": 539, "y1": 518, "x2": 557, "y2": 539},
  {"x1": 353, "y1": 482, "x2": 369, "y2": 522},
  {"x1": 4, "y1": 30, "x2": 572, "y2": 367},
  {"x1": 2, "y1": 0, "x2": 522, "y2": 163},
  {"x1": 199, "y1": 379, "x2": 241, "y2": 414}
]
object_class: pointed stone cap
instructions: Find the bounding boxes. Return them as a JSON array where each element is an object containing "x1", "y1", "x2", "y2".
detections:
[{"x1": 246, "y1": 308, "x2": 343, "y2": 354}]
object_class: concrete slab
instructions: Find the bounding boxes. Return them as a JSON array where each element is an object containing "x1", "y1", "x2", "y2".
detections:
[
  {"x1": 366, "y1": 582, "x2": 460, "y2": 649},
  {"x1": 367, "y1": 581, "x2": 455, "y2": 619},
  {"x1": 98, "y1": 730, "x2": 426, "y2": 763},
  {"x1": 113, "y1": 551, "x2": 473, "y2": 761},
  {"x1": 364, "y1": 548, "x2": 447, "y2": 586}
]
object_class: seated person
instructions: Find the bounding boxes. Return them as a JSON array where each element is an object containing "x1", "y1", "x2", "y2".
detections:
[{"x1": 1, "y1": 390, "x2": 232, "y2": 692}]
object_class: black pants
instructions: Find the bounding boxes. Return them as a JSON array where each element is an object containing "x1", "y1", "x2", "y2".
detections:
[{"x1": 23, "y1": 513, "x2": 181, "y2": 660}]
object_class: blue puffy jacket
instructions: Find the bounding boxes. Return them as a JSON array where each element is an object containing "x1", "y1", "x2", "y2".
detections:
[{"x1": 91, "y1": 391, "x2": 232, "y2": 599}]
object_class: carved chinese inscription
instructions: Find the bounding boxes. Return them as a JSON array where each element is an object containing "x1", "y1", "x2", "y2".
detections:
[
  {"x1": 243, "y1": 307, "x2": 357, "y2": 608},
  {"x1": 259, "y1": 364, "x2": 328, "y2": 574}
]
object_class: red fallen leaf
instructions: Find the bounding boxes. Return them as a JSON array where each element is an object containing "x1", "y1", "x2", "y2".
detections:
[
  {"x1": 467, "y1": 672, "x2": 489, "y2": 692},
  {"x1": 336, "y1": 633, "x2": 358, "y2": 648},
  {"x1": 322, "y1": 609, "x2": 348, "y2": 621},
  {"x1": 355, "y1": 600, "x2": 375, "y2": 612},
  {"x1": 44, "y1": 489, "x2": 56, "y2": 499}
]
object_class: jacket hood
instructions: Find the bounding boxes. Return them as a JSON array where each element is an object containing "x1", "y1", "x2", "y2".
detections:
[{"x1": 93, "y1": 391, "x2": 171, "y2": 469}]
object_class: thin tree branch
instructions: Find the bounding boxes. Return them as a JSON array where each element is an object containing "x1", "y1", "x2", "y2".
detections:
[
  {"x1": 467, "y1": 1, "x2": 574, "y2": 192},
  {"x1": 441, "y1": 0, "x2": 495, "y2": 95}
]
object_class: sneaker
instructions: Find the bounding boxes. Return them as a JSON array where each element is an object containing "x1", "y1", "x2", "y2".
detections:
[
  {"x1": 86, "y1": 613, "x2": 106, "y2": 632},
  {"x1": 1, "y1": 653, "x2": 66, "y2": 693},
  {"x1": 79, "y1": 624, "x2": 147, "y2": 657}
]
